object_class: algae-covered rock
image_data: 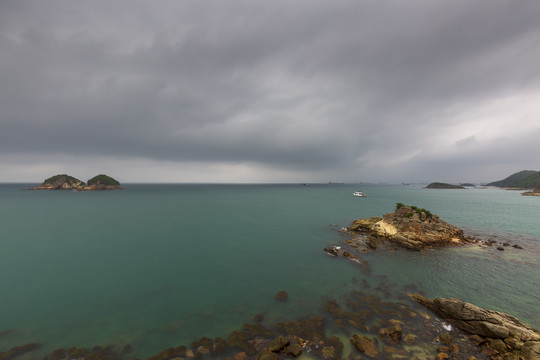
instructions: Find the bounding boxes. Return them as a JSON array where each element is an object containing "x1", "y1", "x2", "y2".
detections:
[
  {"x1": 350, "y1": 334, "x2": 379, "y2": 358},
  {"x1": 268, "y1": 336, "x2": 290, "y2": 352},
  {"x1": 275, "y1": 290, "x2": 288, "y2": 301},
  {"x1": 283, "y1": 343, "x2": 303, "y2": 357},
  {"x1": 379, "y1": 325, "x2": 402, "y2": 343},
  {"x1": 255, "y1": 349, "x2": 278, "y2": 360}
]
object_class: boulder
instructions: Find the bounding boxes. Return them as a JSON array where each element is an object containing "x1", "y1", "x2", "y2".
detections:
[
  {"x1": 268, "y1": 336, "x2": 290, "y2": 352},
  {"x1": 350, "y1": 334, "x2": 379, "y2": 358},
  {"x1": 379, "y1": 325, "x2": 402, "y2": 343},
  {"x1": 283, "y1": 343, "x2": 302, "y2": 357}
]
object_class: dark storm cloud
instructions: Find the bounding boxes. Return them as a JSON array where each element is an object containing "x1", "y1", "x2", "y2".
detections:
[{"x1": 1, "y1": 0, "x2": 540, "y2": 182}]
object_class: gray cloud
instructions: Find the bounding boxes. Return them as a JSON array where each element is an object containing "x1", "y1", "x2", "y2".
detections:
[{"x1": 1, "y1": 0, "x2": 540, "y2": 183}]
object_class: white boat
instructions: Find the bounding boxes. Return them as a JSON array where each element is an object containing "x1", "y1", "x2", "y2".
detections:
[{"x1": 353, "y1": 191, "x2": 366, "y2": 197}]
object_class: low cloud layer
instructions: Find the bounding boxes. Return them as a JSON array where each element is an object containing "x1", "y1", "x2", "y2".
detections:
[{"x1": 1, "y1": 0, "x2": 539, "y2": 183}]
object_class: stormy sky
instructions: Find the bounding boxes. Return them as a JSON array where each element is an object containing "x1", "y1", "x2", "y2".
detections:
[{"x1": 1, "y1": 0, "x2": 539, "y2": 183}]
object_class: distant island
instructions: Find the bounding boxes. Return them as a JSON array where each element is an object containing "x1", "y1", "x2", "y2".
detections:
[
  {"x1": 425, "y1": 182, "x2": 465, "y2": 189},
  {"x1": 29, "y1": 174, "x2": 123, "y2": 191},
  {"x1": 487, "y1": 170, "x2": 540, "y2": 189}
]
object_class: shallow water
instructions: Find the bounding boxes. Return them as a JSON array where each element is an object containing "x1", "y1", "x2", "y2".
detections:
[{"x1": 0, "y1": 183, "x2": 539, "y2": 358}]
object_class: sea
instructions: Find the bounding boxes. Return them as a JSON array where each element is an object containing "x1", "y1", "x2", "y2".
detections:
[{"x1": 0, "y1": 183, "x2": 539, "y2": 358}]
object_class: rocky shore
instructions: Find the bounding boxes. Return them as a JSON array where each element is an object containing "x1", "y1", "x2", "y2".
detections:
[
  {"x1": 5, "y1": 284, "x2": 539, "y2": 360},
  {"x1": 409, "y1": 293, "x2": 540, "y2": 360},
  {"x1": 522, "y1": 188, "x2": 540, "y2": 196}
]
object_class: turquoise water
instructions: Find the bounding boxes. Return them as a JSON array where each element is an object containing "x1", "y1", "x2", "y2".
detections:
[{"x1": 0, "y1": 184, "x2": 539, "y2": 357}]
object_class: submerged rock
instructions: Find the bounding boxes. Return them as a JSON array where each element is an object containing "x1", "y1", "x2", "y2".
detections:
[
  {"x1": 350, "y1": 334, "x2": 379, "y2": 358},
  {"x1": 275, "y1": 290, "x2": 288, "y2": 301}
]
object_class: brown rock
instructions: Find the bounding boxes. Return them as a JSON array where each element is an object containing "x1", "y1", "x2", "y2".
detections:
[
  {"x1": 347, "y1": 206, "x2": 468, "y2": 250},
  {"x1": 408, "y1": 294, "x2": 540, "y2": 342},
  {"x1": 489, "y1": 338, "x2": 507, "y2": 353},
  {"x1": 436, "y1": 353, "x2": 450, "y2": 360},
  {"x1": 438, "y1": 333, "x2": 452, "y2": 345},
  {"x1": 403, "y1": 334, "x2": 416, "y2": 343},
  {"x1": 275, "y1": 290, "x2": 288, "y2": 301},
  {"x1": 256, "y1": 350, "x2": 278, "y2": 360},
  {"x1": 321, "y1": 346, "x2": 336, "y2": 359},
  {"x1": 379, "y1": 325, "x2": 402, "y2": 343},
  {"x1": 283, "y1": 343, "x2": 302, "y2": 358},
  {"x1": 269, "y1": 336, "x2": 290, "y2": 352},
  {"x1": 234, "y1": 352, "x2": 248, "y2": 360},
  {"x1": 468, "y1": 335, "x2": 485, "y2": 345},
  {"x1": 350, "y1": 334, "x2": 379, "y2": 358}
]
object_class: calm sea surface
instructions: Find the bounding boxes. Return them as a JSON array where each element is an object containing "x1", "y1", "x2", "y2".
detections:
[{"x1": 1, "y1": 183, "x2": 539, "y2": 357}]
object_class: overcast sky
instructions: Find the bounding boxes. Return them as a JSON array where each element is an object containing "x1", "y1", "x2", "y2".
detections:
[{"x1": 1, "y1": 0, "x2": 539, "y2": 183}]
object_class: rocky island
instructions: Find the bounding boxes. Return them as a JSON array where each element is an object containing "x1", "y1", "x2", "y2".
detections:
[
  {"x1": 426, "y1": 182, "x2": 466, "y2": 189},
  {"x1": 29, "y1": 174, "x2": 122, "y2": 191},
  {"x1": 340, "y1": 203, "x2": 473, "y2": 251}
]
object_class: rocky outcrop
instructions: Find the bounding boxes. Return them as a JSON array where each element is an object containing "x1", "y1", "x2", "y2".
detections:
[
  {"x1": 522, "y1": 188, "x2": 540, "y2": 196},
  {"x1": 29, "y1": 174, "x2": 122, "y2": 191},
  {"x1": 350, "y1": 334, "x2": 379, "y2": 358},
  {"x1": 426, "y1": 182, "x2": 465, "y2": 189},
  {"x1": 409, "y1": 293, "x2": 540, "y2": 360},
  {"x1": 346, "y1": 205, "x2": 472, "y2": 250}
]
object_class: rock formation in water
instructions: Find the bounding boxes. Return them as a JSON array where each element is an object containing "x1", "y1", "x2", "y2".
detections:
[
  {"x1": 409, "y1": 293, "x2": 540, "y2": 360},
  {"x1": 29, "y1": 174, "x2": 122, "y2": 191},
  {"x1": 344, "y1": 204, "x2": 473, "y2": 250},
  {"x1": 522, "y1": 187, "x2": 540, "y2": 196},
  {"x1": 426, "y1": 182, "x2": 466, "y2": 189}
]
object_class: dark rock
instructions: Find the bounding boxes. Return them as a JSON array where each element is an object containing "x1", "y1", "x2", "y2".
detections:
[
  {"x1": 321, "y1": 346, "x2": 335, "y2": 359},
  {"x1": 283, "y1": 343, "x2": 303, "y2": 357},
  {"x1": 404, "y1": 334, "x2": 416, "y2": 343},
  {"x1": 438, "y1": 333, "x2": 452, "y2": 345},
  {"x1": 512, "y1": 244, "x2": 524, "y2": 249},
  {"x1": 504, "y1": 337, "x2": 523, "y2": 350},
  {"x1": 324, "y1": 336, "x2": 344, "y2": 359},
  {"x1": 275, "y1": 290, "x2": 288, "y2": 301},
  {"x1": 275, "y1": 316, "x2": 325, "y2": 340},
  {"x1": 408, "y1": 293, "x2": 540, "y2": 342},
  {"x1": 1, "y1": 344, "x2": 41, "y2": 360},
  {"x1": 436, "y1": 352, "x2": 450, "y2": 360},
  {"x1": 269, "y1": 336, "x2": 290, "y2": 352},
  {"x1": 379, "y1": 325, "x2": 402, "y2": 343},
  {"x1": 489, "y1": 338, "x2": 508, "y2": 353},
  {"x1": 212, "y1": 337, "x2": 228, "y2": 354},
  {"x1": 191, "y1": 336, "x2": 213, "y2": 350},
  {"x1": 255, "y1": 350, "x2": 278, "y2": 360},
  {"x1": 468, "y1": 335, "x2": 486, "y2": 346},
  {"x1": 228, "y1": 330, "x2": 257, "y2": 355},
  {"x1": 324, "y1": 247, "x2": 339, "y2": 256},
  {"x1": 497, "y1": 246, "x2": 505, "y2": 251},
  {"x1": 350, "y1": 334, "x2": 379, "y2": 358}
]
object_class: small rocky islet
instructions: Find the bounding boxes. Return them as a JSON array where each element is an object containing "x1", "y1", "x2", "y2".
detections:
[{"x1": 28, "y1": 174, "x2": 123, "y2": 191}]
